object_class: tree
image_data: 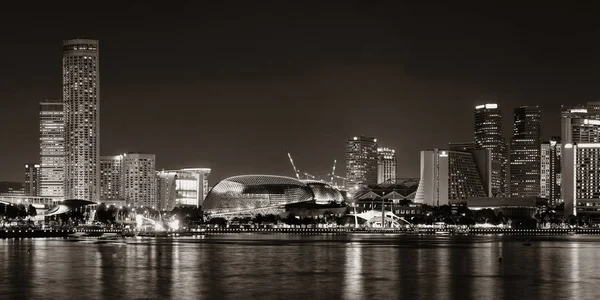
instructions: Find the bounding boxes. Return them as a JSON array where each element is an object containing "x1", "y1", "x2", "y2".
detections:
[
  {"x1": 27, "y1": 204, "x2": 37, "y2": 217},
  {"x1": 96, "y1": 203, "x2": 108, "y2": 223}
]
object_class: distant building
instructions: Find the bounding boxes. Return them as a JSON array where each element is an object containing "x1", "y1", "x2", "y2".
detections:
[
  {"x1": 540, "y1": 137, "x2": 561, "y2": 206},
  {"x1": 24, "y1": 163, "x2": 40, "y2": 196},
  {"x1": 415, "y1": 148, "x2": 491, "y2": 206},
  {"x1": 63, "y1": 39, "x2": 100, "y2": 202},
  {"x1": 346, "y1": 136, "x2": 378, "y2": 188},
  {"x1": 122, "y1": 153, "x2": 156, "y2": 207},
  {"x1": 562, "y1": 143, "x2": 600, "y2": 216},
  {"x1": 474, "y1": 103, "x2": 508, "y2": 197},
  {"x1": 510, "y1": 106, "x2": 542, "y2": 198},
  {"x1": 100, "y1": 155, "x2": 124, "y2": 200},
  {"x1": 39, "y1": 99, "x2": 65, "y2": 198},
  {"x1": 377, "y1": 147, "x2": 396, "y2": 184},
  {"x1": 0, "y1": 182, "x2": 25, "y2": 196},
  {"x1": 157, "y1": 168, "x2": 211, "y2": 210}
]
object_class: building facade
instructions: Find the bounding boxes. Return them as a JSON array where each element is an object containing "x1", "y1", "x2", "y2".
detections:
[
  {"x1": 377, "y1": 147, "x2": 396, "y2": 184},
  {"x1": 510, "y1": 106, "x2": 542, "y2": 198},
  {"x1": 346, "y1": 136, "x2": 378, "y2": 188},
  {"x1": 157, "y1": 168, "x2": 211, "y2": 210},
  {"x1": 562, "y1": 143, "x2": 600, "y2": 216},
  {"x1": 100, "y1": 155, "x2": 124, "y2": 200},
  {"x1": 474, "y1": 104, "x2": 508, "y2": 197},
  {"x1": 63, "y1": 39, "x2": 100, "y2": 202},
  {"x1": 24, "y1": 163, "x2": 40, "y2": 196},
  {"x1": 39, "y1": 99, "x2": 65, "y2": 197},
  {"x1": 540, "y1": 137, "x2": 561, "y2": 206},
  {"x1": 122, "y1": 153, "x2": 156, "y2": 207}
]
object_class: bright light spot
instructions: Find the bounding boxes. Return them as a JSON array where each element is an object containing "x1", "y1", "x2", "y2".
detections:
[
  {"x1": 169, "y1": 219, "x2": 180, "y2": 231},
  {"x1": 154, "y1": 222, "x2": 165, "y2": 231}
]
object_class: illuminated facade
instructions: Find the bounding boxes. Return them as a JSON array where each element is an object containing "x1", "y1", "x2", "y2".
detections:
[
  {"x1": 510, "y1": 106, "x2": 541, "y2": 198},
  {"x1": 157, "y1": 168, "x2": 211, "y2": 210},
  {"x1": 39, "y1": 99, "x2": 64, "y2": 197},
  {"x1": 562, "y1": 143, "x2": 600, "y2": 216},
  {"x1": 474, "y1": 103, "x2": 508, "y2": 196},
  {"x1": 203, "y1": 175, "x2": 343, "y2": 215},
  {"x1": 63, "y1": 39, "x2": 100, "y2": 202},
  {"x1": 122, "y1": 153, "x2": 156, "y2": 207},
  {"x1": 377, "y1": 147, "x2": 396, "y2": 184},
  {"x1": 100, "y1": 155, "x2": 123, "y2": 200},
  {"x1": 24, "y1": 163, "x2": 40, "y2": 196},
  {"x1": 346, "y1": 136, "x2": 378, "y2": 188},
  {"x1": 540, "y1": 137, "x2": 561, "y2": 206}
]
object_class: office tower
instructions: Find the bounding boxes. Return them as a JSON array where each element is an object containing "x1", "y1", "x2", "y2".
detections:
[
  {"x1": 415, "y1": 148, "x2": 489, "y2": 206},
  {"x1": 100, "y1": 155, "x2": 123, "y2": 200},
  {"x1": 63, "y1": 39, "x2": 100, "y2": 202},
  {"x1": 346, "y1": 136, "x2": 378, "y2": 188},
  {"x1": 562, "y1": 143, "x2": 600, "y2": 216},
  {"x1": 377, "y1": 147, "x2": 396, "y2": 184},
  {"x1": 122, "y1": 153, "x2": 156, "y2": 207},
  {"x1": 39, "y1": 99, "x2": 65, "y2": 197},
  {"x1": 540, "y1": 137, "x2": 561, "y2": 206},
  {"x1": 510, "y1": 106, "x2": 542, "y2": 197},
  {"x1": 157, "y1": 168, "x2": 211, "y2": 210},
  {"x1": 474, "y1": 104, "x2": 508, "y2": 197},
  {"x1": 24, "y1": 163, "x2": 40, "y2": 196}
]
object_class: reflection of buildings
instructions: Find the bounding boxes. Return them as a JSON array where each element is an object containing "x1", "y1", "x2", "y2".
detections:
[
  {"x1": 24, "y1": 163, "x2": 40, "y2": 196},
  {"x1": 510, "y1": 106, "x2": 541, "y2": 198},
  {"x1": 156, "y1": 168, "x2": 211, "y2": 210},
  {"x1": 415, "y1": 147, "x2": 491, "y2": 206},
  {"x1": 39, "y1": 99, "x2": 65, "y2": 197},
  {"x1": 346, "y1": 136, "x2": 378, "y2": 187},
  {"x1": 63, "y1": 39, "x2": 100, "y2": 202},
  {"x1": 377, "y1": 147, "x2": 396, "y2": 184},
  {"x1": 540, "y1": 137, "x2": 561, "y2": 206},
  {"x1": 474, "y1": 104, "x2": 508, "y2": 196},
  {"x1": 122, "y1": 153, "x2": 156, "y2": 207}
]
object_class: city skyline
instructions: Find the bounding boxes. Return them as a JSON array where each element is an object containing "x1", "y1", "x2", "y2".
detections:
[{"x1": 2, "y1": 2, "x2": 600, "y2": 184}]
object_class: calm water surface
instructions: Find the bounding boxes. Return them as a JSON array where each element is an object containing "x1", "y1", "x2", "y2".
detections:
[{"x1": 1, "y1": 234, "x2": 599, "y2": 299}]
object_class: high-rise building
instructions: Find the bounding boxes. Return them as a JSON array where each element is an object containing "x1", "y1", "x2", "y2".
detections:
[
  {"x1": 39, "y1": 99, "x2": 65, "y2": 198},
  {"x1": 474, "y1": 103, "x2": 508, "y2": 197},
  {"x1": 346, "y1": 136, "x2": 378, "y2": 188},
  {"x1": 415, "y1": 148, "x2": 490, "y2": 206},
  {"x1": 562, "y1": 143, "x2": 600, "y2": 216},
  {"x1": 377, "y1": 147, "x2": 396, "y2": 184},
  {"x1": 510, "y1": 106, "x2": 542, "y2": 198},
  {"x1": 540, "y1": 137, "x2": 561, "y2": 206},
  {"x1": 63, "y1": 39, "x2": 100, "y2": 202},
  {"x1": 122, "y1": 153, "x2": 156, "y2": 207},
  {"x1": 157, "y1": 168, "x2": 211, "y2": 210},
  {"x1": 24, "y1": 163, "x2": 40, "y2": 196},
  {"x1": 100, "y1": 155, "x2": 124, "y2": 200}
]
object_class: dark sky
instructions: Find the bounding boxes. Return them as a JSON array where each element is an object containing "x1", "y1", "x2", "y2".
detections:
[{"x1": 1, "y1": 1, "x2": 600, "y2": 184}]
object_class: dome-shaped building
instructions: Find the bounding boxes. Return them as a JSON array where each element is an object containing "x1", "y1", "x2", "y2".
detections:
[{"x1": 203, "y1": 175, "x2": 344, "y2": 216}]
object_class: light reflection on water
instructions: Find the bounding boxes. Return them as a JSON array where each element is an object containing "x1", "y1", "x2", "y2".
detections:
[{"x1": 1, "y1": 235, "x2": 600, "y2": 300}]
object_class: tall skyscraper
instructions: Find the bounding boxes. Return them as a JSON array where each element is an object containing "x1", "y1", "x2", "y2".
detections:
[
  {"x1": 100, "y1": 155, "x2": 124, "y2": 200},
  {"x1": 509, "y1": 106, "x2": 542, "y2": 198},
  {"x1": 39, "y1": 99, "x2": 65, "y2": 197},
  {"x1": 474, "y1": 104, "x2": 507, "y2": 197},
  {"x1": 122, "y1": 153, "x2": 156, "y2": 207},
  {"x1": 24, "y1": 163, "x2": 40, "y2": 196},
  {"x1": 540, "y1": 137, "x2": 561, "y2": 206},
  {"x1": 63, "y1": 39, "x2": 100, "y2": 202},
  {"x1": 346, "y1": 136, "x2": 378, "y2": 188},
  {"x1": 377, "y1": 147, "x2": 396, "y2": 184},
  {"x1": 562, "y1": 143, "x2": 600, "y2": 216}
]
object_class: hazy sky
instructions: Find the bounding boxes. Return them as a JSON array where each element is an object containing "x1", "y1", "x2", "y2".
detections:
[{"x1": 1, "y1": 1, "x2": 600, "y2": 183}]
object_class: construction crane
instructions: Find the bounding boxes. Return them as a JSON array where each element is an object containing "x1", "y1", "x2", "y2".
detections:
[
  {"x1": 329, "y1": 160, "x2": 336, "y2": 184},
  {"x1": 328, "y1": 174, "x2": 347, "y2": 189},
  {"x1": 303, "y1": 172, "x2": 316, "y2": 180},
  {"x1": 286, "y1": 150, "x2": 301, "y2": 180}
]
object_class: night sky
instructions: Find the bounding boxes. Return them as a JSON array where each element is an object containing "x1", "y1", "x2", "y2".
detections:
[{"x1": 1, "y1": 1, "x2": 600, "y2": 183}]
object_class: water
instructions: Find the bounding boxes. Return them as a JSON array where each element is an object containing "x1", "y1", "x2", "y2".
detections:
[{"x1": 1, "y1": 234, "x2": 599, "y2": 299}]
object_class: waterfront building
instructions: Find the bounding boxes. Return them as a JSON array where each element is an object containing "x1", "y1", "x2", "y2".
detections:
[
  {"x1": 63, "y1": 39, "x2": 100, "y2": 202},
  {"x1": 24, "y1": 163, "x2": 40, "y2": 196},
  {"x1": 156, "y1": 168, "x2": 211, "y2": 210},
  {"x1": 474, "y1": 103, "x2": 508, "y2": 196},
  {"x1": 377, "y1": 147, "x2": 396, "y2": 184},
  {"x1": 540, "y1": 137, "x2": 561, "y2": 206},
  {"x1": 510, "y1": 106, "x2": 542, "y2": 198},
  {"x1": 346, "y1": 136, "x2": 378, "y2": 188},
  {"x1": 562, "y1": 143, "x2": 600, "y2": 216},
  {"x1": 39, "y1": 99, "x2": 65, "y2": 197},
  {"x1": 100, "y1": 155, "x2": 124, "y2": 200},
  {"x1": 122, "y1": 153, "x2": 156, "y2": 207}
]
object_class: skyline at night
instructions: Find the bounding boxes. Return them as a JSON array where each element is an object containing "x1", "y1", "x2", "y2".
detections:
[{"x1": 2, "y1": 2, "x2": 600, "y2": 183}]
